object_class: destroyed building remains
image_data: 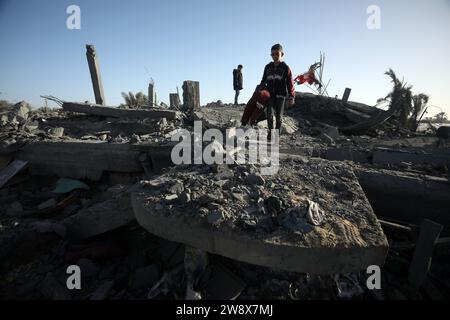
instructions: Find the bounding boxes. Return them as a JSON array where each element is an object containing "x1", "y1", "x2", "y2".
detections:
[{"x1": 1, "y1": 82, "x2": 449, "y2": 300}]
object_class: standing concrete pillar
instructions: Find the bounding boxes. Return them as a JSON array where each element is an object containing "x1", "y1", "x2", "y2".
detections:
[
  {"x1": 169, "y1": 93, "x2": 180, "y2": 108},
  {"x1": 182, "y1": 81, "x2": 200, "y2": 111},
  {"x1": 148, "y1": 82, "x2": 155, "y2": 108},
  {"x1": 342, "y1": 88, "x2": 351, "y2": 103},
  {"x1": 85, "y1": 45, "x2": 105, "y2": 105}
]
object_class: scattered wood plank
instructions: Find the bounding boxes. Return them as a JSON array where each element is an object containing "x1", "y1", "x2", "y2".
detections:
[
  {"x1": 408, "y1": 219, "x2": 443, "y2": 293},
  {"x1": 0, "y1": 159, "x2": 28, "y2": 188}
]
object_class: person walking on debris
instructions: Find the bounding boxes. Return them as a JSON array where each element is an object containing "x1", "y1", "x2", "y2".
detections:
[
  {"x1": 233, "y1": 64, "x2": 243, "y2": 105},
  {"x1": 259, "y1": 44, "x2": 295, "y2": 140}
]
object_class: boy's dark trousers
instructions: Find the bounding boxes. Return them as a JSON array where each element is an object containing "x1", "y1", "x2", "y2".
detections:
[
  {"x1": 266, "y1": 97, "x2": 286, "y2": 135},
  {"x1": 234, "y1": 89, "x2": 240, "y2": 104}
]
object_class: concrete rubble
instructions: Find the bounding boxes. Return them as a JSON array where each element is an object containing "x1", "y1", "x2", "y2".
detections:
[{"x1": 1, "y1": 92, "x2": 449, "y2": 301}]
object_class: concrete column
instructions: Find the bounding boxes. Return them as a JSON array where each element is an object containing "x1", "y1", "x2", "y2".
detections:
[
  {"x1": 85, "y1": 45, "x2": 105, "y2": 105},
  {"x1": 342, "y1": 88, "x2": 351, "y2": 103},
  {"x1": 148, "y1": 82, "x2": 155, "y2": 107},
  {"x1": 182, "y1": 81, "x2": 200, "y2": 111},
  {"x1": 169, "y1": 93, "x2": 180, "y2": 108}
]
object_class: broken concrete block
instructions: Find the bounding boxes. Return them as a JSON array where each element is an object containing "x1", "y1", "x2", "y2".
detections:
[
  {"x1": 323, "y1": 127, "x2": 340, "y2": 140},
  {"x1": 169, "y1": 181, "x2": 184, "y2": 195},
  {"x1": 50, "y1": 127, "x2": 65, "y2": 138},
  {"x1": 12, "y1": 101, "x2": 31, "y2": 121},
  {"x1": 207, "y1": 210, "x2": 224, "y2": 225},
  {"x1": 63, "y1": 194, "x2": 134, "y2": 239},
  {"x1": 245, "y1": 173, "x2": 265, "y2": 186},
  {"x1": 26, "y1": 120, "x2": 39, "y2": 131},
  {"x1": 165, "y1": 194, "x2": 178, "y2": 201}
]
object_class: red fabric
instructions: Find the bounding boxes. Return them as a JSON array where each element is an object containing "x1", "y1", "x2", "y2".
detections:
[
  {"x1": 294, "y1": 71, "x2": 320, "y2": 86},
  {"x1": 241, "y1": 89, "x2": 271, "y2": 126}
]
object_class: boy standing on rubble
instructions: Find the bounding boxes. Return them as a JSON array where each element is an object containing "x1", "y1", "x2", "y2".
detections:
[{"x1": 259, "y1": 44, "x2": 295, "y2": 140}]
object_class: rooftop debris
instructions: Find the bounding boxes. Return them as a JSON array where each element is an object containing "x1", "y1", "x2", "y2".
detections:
[{"x1": 0, "y1": 87, "x2": 449, "y2": 300}]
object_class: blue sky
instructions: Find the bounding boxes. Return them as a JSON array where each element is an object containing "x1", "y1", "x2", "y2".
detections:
[{"x1": 0, "y1": 0, "x2": 449, "y2": 116}]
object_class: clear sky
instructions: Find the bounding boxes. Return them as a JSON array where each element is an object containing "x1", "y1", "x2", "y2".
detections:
[{"x1": 0, "y1": 0, "x2": 449, "y2": 116}]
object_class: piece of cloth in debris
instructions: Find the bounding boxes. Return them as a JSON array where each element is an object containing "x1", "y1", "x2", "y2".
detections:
[
  {"x1": 52, "y1": 178, "x2": 90, "y2": 194},
  {"x1": 306, "y1": 200, "x2": 324, "y2": 226},
  {"x1": 241, "y1": 87, "x2": 271, "y2": 126},
  {"x1": 294, "y1": 63, "x2": 322, "y2": 87}
]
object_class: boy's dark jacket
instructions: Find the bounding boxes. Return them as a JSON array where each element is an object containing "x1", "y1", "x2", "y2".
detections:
[
  {"x1": 233, "y1": 69, "x2": 243, "y2": 90},
  {"x1": 260, "y1": 61, "x2": 295, "y2": 99}
]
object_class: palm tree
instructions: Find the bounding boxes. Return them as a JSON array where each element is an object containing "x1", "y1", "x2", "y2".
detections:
[
  {"x1": 409, "y1": 93, "x2": 429, "y2": 131},
  {"x1": 434, "y1": 112, "x2": 448, "y2": 123},
  {"x1": 121, "y1": 91, "x2": 148, "y2": 108},
  {"x1": 377, "y1": 69, "x2": 413, "y2": 129}
]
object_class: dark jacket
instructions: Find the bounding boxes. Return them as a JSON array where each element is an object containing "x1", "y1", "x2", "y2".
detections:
[
  {"x1": 260, "y1": 62, "x2": 295, "y2": 99},
  {"x1": 233, "y1": 69, "x2": 243, "y2": 90}
]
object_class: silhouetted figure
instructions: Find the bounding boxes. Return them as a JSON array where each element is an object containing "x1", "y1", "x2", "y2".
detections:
[{"x1": 233, "y1": 65, "x2": 243, "y2": 105}]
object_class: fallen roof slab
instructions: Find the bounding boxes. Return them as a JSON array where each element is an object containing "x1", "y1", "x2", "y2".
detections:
[
  {"x1": 372, "y1": 147, "x2": 450, "y2": 166},
  {"x1": 14, "y1": 140, "x2": 173, "y2": 180},
  {"x1": 132, "y1": 158, "x2": 388, "y2": 274},
  {"x1": 355, "y1": 166, "x2": 450, "y2": 233},
  {"x1": 62, "y1": 102, "x2": 182, "y2": 120}
]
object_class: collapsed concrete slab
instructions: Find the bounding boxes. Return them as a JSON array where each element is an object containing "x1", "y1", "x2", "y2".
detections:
[
  {"x1": 63, "y1": 193, "x2": 134, "y2": 239},
  {"x1": 372, "y1": 147, "x2": 450, "y2": 166},
  {"x1": 62, "y1": 102, "x2": 181, "y2": 120},
  {"x1": 355, "y1": 167, "x2": 450, "y2": 233},
  {"x1": 131, "y1": 158, "x2": 388, "y2": 274},
  {"x1": 14, "y1": 140, "x2": 173, "y2": 180}
]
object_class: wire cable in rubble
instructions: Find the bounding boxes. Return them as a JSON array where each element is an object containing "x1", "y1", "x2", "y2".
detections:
[{"x1": 40, "y1": 95, "x2": 64, "y2": 107}]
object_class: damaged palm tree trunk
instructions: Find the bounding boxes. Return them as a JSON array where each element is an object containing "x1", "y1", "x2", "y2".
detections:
[{"x1": 86, "y1": 44, "x2": 106, "y2": 105}]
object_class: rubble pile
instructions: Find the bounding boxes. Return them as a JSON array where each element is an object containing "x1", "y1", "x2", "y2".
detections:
[
  {"x1": 136, "y1": 159, "x2": 382, "y2": 247},
  {"x1": 0, "y1": 102, "x2": 183, "y2": 148},
  {"x1": 1, "y1": 93, "x2": 449, "y2": 301}
]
